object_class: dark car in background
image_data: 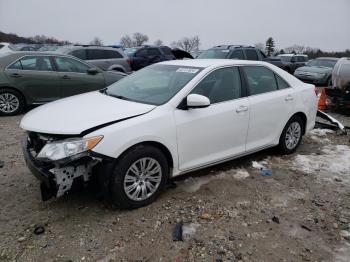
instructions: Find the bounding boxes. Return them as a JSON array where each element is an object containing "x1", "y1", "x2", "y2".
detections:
[
  {"x1": 125, "y1": 45, "x2": 176, "y2": 71},
  {"x1": 56, "y1": 45, "x2": 132, "y2": 73},
  {"x1": 277, "y1": 54, "x2": 308, "y2": 74},
  {"x1": 197, "y1": 45, "x2": 284, "y2": 68},
  {"x1": 294, "y1": 57, "x2": 338, "y2": 86},
  {"x1": 0, "y1": 52, "x2": 125, "y2": 116}
]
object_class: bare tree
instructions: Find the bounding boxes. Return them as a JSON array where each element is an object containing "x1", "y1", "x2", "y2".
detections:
[
  {"x1": 254, "y1": 42, "x2": 265, "y2": 52},
  {"x1": 120, "y1": 35, "x2": 133, "y2": 48},
  {"x1": 284, "y1": 44, "x2": 306, "y2": 54},
  {"x1": 89, "y1": 37, "x2": 103, "y2": 46},
  {"x1": 153, "y1": 39, "x2": 163, "y2": 46},
  {"x1": 133, "y1": 32, "x2": 149, "y2": 46},
  {"x1": 171, "y1": 36, "x2": 200, "y2": 52}
]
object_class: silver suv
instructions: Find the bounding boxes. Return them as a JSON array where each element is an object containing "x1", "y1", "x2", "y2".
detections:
[{"x1": 56, "y1": 45, "x2": 132, "y2": 73}]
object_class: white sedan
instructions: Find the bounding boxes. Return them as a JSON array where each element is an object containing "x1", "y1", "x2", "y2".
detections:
[{"x1": 20, "y1": 59, "x2": 317, "y2": 208}]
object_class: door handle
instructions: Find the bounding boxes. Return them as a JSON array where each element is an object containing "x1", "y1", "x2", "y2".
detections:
[
  {"x1": 285, "y1": 95, "x2": 294, "y2": 101},
  {"x1": 61, "y1": 75, "x2": 70, "y2": 80},
  {"x1": 10, "y1": 73, "x2": 22, "y2": 78},
  {"x1": 236, "y1": 105, "x2": 248, "y2": 113}
]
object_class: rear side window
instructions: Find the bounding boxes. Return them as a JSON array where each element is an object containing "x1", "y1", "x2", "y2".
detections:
[
  {"x1": 190, "y1": 67, "x2": 241, "y2": 103},
  {"x1": 244, "y1": 66, "x2": 278, "y2": 95},
  {"x1": 245, "y1": 49, "x2": 259, "y2": 61},
  {"x1": 275, "y1": 74, "x2": 290, "y2": 89},
  {"x1": 104, "y1": 50, "x2": 123, "y2": 59},
  {"x1": 148, "y1": 48, "x2": 161, "y2": 56},
  {"x1": 160, "y1": 46, "x2": 173, "y2": 55},
  {"x1": 135, "y1": 49, "x2": 147, "y2": 57},
  {"x1": 10, "y1": 56, "x2": 53, "y2": 71},
  {"x1": 87, "y1": 49, "x2": 106, "y2": 60},
  {"x1": 230, "y1": 50, "x2": 244, "y2": 59},
  {"x1": 70, "y1": 49, "x2": 87, "y2": 60}
]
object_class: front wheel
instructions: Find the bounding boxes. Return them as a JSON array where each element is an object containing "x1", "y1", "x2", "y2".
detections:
[
  {"x1": 109, "y1": 145, "x2": 169, "y2": 209},
  {"x1": 277, "y1": 116, "x2": 304, "y2": 154}
]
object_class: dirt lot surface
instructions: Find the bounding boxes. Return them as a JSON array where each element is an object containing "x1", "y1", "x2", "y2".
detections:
[{"x1": 0, "y1": 113, "x2": 350, "y2": 262}]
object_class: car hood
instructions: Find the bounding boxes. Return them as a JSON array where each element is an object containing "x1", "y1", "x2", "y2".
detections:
[
  {"x1": 20, "y1": 91, "x2": 156, "y2": 135},
  {"x1": 296, "y1": 66, "x2": 331, "y2": 74}
]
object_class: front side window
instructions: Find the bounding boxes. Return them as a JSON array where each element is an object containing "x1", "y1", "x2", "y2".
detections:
[
  {"x1": 230, "y1": 50, "x2": 244, "y2": 59},
  {"x1": 148, "y1": 48, "x2": 161, "y2": 56},
  {"x1": 245, "y1": 49, "x2": 258, "y2": 60},
  {"x1": 244, "y1": 66, "x2": 278, "y2": 95},
  {"x1": 10, "y1": 56, "x2": 53, "y2": 71},
  {"x1": 54, "y1": 57, "x2": 90, "y2": 73},
  {"x1": 190, "y1": 67, "x2": 241, "y2": 103},
  {"x1": 106, "y1": 64, "x2": 203, "y2": 105},
  {"x1": 70, "y1": 49, "x2": 87, "y2": 60},
  {"x1": 87, "y1": 49, "x2": 106, "y2": 60}
]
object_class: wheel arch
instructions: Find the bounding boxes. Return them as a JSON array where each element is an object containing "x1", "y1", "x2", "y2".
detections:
[
  {"x1": 287, "y1": 112, "x2": 307, "y2": 135},
  {"x1": 108, "y1": 65, "x2": 125, "y2": 73}
]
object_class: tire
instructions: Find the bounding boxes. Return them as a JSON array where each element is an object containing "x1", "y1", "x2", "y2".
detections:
[
  {"x1": 113, "y1": 68, "x2": 125, "y2": 73},
  {"x1": 109, "y1": 145, "x2": 169, "y2": 209},
  {"x1": 0, "y1": 88, "x2": 25, "y2": 116},
  {"x1": 277, "y1": 116, "x2": 304, "y2": 154}
]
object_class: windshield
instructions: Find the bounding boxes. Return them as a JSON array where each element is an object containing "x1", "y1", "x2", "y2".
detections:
[
  {"x1": 308, "y1": 59, "x2": 337, "y2": 68},
  {"x1": 106, "y1": 64, "x2": 203, "y2": 105},
  {"x1": 197, "y1": 49, "x2": 229, "y2": 59}
]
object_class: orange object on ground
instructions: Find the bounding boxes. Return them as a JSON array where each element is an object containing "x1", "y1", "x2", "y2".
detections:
[{"x1": 318, "y1": 88, "x2": 326, "y2": 111}]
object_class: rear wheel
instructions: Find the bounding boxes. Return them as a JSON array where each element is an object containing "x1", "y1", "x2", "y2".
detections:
[
  {"x1": 278, "y1": 116, "x2": 304, "y2": 154},
  {"x1": 109, "y1": 145, "x2": 169, "y2": 209},
  {"x1": 0, "y1": 88, "x2": 25, "y2": 116}
]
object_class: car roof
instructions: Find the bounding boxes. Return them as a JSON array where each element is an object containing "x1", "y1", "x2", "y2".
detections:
[
  {"x1": 210, "y1": 45, "x2": 255, "y2": 50},
  {"x1": 278, "y1": 54, "x2": 308, "y2": 57},
  {"x1": 160, "y1": 59, "x2": 270, "y2": 68}
]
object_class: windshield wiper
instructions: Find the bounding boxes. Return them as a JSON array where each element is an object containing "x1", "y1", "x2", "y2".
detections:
[{"x1": 107, "y1": 93, "x2": 132, "y2": 101}]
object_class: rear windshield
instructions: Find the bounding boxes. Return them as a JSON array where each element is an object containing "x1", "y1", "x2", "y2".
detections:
[
  {"x1": 308, "y1": 59, "x2": 337, "y2": 68},
  {"x1": 106, "y1": 64, "x2": 203, "y2": 105},
  {"x1": 197, "y1": 49, "x2": 230, "y2": 59},
  {"x1": 279, "y1": 56, "x2": 292, "y2": 62}
]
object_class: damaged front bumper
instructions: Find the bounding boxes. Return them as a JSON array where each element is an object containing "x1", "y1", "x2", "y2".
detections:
[{"x1": 22, "y1": 136, "x2": 105, "y2": 201}]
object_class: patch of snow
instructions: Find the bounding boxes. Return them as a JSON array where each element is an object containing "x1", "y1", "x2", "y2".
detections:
[
  {"x1": 181, "y1": 168, "x2": 249, "y2": 192},
  {"x1": 309, "y1": 128, "x2": 334, "y2": 137},
  {"x1": 252, "y1": 161, "x2": 267, "y2": 170},
  {"x1": 292, "y1": 144, "x2": 350, "y2": 183},
  {"x1": 182, "y1": 223, "x2": 200, "y2": 239}
]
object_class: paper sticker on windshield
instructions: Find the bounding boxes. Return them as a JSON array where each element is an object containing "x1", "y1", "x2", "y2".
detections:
[{"x1": 176, "y1": 68, "x2": 199, "y2": 74}]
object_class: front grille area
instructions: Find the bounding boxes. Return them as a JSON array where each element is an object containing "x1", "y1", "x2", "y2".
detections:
[{"x1": 28, "y1": 132, "x2": 47, "y2": 154}]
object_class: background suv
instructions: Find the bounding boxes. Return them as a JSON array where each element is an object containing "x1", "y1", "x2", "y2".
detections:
[
  {"x1": 56, "y1": 45, "x2": 132, "y2": 73},
  {"x1": 277, "y1": 54, "x2": 308, "y2": 74},
  {"x1": 125, "y1": 45, "x2": 176, "y2": 71},
  {"x1": 197, "y1": 45, "x2": 283, "y2": 68}
]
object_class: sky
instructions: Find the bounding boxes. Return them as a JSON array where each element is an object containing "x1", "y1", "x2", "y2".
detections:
[{"x1": 0, "y1": 0, "x2": 349, "y2": 51}]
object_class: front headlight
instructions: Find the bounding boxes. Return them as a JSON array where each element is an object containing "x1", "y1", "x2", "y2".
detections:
[{"x1": 37, "y1": 136, "x2": 103, "y2": 161}]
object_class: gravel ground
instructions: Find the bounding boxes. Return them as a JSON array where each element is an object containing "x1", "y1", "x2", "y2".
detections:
[{"x1": 0, "y1": 112, "x2": 350, "y2": 262}]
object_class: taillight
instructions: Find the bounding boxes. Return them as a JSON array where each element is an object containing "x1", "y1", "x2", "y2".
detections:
[
  {"x1": 127, "y1": 58, "x2": 131, "y2": 65},
  {"x1": 314, "y1": 87, "x2": 318, "y2": 96}
]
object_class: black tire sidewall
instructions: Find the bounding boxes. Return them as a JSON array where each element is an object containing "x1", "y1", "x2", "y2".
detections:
[
  {"x1": 278, "y1": 116, "x2": 304, "y2": 154},
  {"x1": 0, "y1": 88, "x2": 25, "y2": 116},
  {"x1": 109, "y1": 145, "x2": 169, "y2": 209}
]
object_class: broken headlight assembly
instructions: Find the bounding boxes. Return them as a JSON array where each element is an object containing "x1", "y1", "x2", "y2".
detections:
[{"x1": 37, "y1": 136, "x2": 103, "y2": 161}]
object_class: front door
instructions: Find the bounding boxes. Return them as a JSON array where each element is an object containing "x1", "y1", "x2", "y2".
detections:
[
  {"x1": 53, "y1": 56, "x2": 105, "y2": 98},
  {"x1": 175, "y1": 67, "x2": 250, "y2": 171}
]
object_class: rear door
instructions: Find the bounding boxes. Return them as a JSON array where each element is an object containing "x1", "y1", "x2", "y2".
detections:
[
  {"x1": 86, "y1": 49, "x2": 110, "y2": 70},
  {"x1": 132, "y1": 49, "x2": 149, "y2": 70},
  {"x1": 175, "y1": 67, "x2": 250, "y2": 171},
  {"x1": 53, "y1": 56, "x2": 105, "y2": 98},
  {"x1": 5, "y1": 55, "x2": 61, "y2": 103},
  {"x1": 243, "y1": 65, "x2": 296, "y2": 151}
]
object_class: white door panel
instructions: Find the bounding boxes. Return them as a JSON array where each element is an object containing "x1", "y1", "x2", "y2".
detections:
[
  {"x1": 175, "y1": 98, "x2": 250, "y2": 171},
  {"x1": 246, "y1": 89, "x2": 295, "y2": 150}
]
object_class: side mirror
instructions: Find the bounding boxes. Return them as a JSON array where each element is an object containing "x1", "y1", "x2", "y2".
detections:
[
  {"x1": 87, "y1": 68, "x2": 98, "y2": 75},
  {"x1": 186, "y1": 94, "x2": 210, "y2": 108}
]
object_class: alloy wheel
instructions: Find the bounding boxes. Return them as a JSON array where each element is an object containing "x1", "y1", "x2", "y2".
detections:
[
  {"x1": 123, "y1": 157, "x2": 162, "y2": 201},
  {"x1": 0, "y1": 93, "x2": 20, "y2": 113},
  {"x1": 285, "y1": 122, "x2": 301, "y2": 150}
]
